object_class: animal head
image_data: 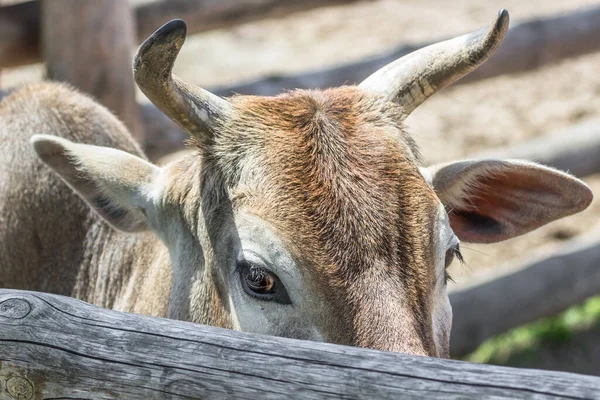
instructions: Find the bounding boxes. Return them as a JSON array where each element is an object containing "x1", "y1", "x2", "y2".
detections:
[{"x1": 31, "y1": 11, "x2": 592, "y2": 357}]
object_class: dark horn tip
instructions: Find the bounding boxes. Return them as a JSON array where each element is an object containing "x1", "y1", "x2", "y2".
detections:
[
  {"x1": 154, "y1": 19, "x2": 188, "y2": 41},
  {"x1": 466, "y1": 9, "x2": 509, "y2": 64},
  {"x1": 495, "y1": 9, "x2": 510, "y2": 35},
  {"x1": 134, "y1": 19, "x2": 187, "y2": 71}
]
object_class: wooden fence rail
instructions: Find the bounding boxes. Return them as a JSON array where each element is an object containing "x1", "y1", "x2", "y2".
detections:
[
  {"x1": 3, "y1": 3, "x2": 600, "y2": 160},
  {"x1": 208, "y1": 4, "x2": 600, "y2": 96},
  {"x1": 1, "y1": 289, "x2": 600, "y2": 399},
  {"x1": 450, "y1": 229, "x2": 600, "y2": 357},
  {"x1": 42, "y1": 0, "x2": 142, "y2": 141},
  {"x1": 137, "y1": 4, "x2": 600, "y2": 159},
  {"x1": 471, "y1": 118, "x2": 600, "y2": 178},
  {"x1": 0, "y1": 0, "x2": 363, "y2": 69}
]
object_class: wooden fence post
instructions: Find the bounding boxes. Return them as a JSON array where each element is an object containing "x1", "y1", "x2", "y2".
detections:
[
  {"x1": 41, "y1": 0, "x2": 142, "y2": 144},
  {"x1": 1, "y1": 289, "x2": 599, "y2": 398}
]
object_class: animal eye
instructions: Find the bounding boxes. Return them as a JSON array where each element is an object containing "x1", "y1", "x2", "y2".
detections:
[
  {"x1": 246, "y1": 266, "x2": 275, "y2": 293},
  {"x1": 444, "y1": 244, "x2": 464, "y2": 284},
  {"x1": 445, "y1": 243, "x2": 463, "y2": 269},
  {"x1": 238, "y1": 260, "x2": 291, "y2": 304},
  {"x1": 444, "y1": 248, "x2": 455, "y2": 269}
]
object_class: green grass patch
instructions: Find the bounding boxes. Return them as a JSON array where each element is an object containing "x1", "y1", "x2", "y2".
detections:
[{"x1": 464, "y1": 295, "x2": 600, "y2": 365}]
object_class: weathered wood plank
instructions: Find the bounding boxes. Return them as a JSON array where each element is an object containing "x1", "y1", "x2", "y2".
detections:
[
  {"x1": 0, "y1": 289, "x2": 599, "y2": 399},
  {"x1": 209, "y1": 4, "x2": 600, "y2": 96},
  {"x1": 471, "y1": 118, "x2": 600, "y2": 178},
  {"x1": 41, "y1": 0, "x2": 142, "y2": 142},
  {"x1": 450, "y1": 231, "x2": 600, "y2": 357},
  {"x1": 0, "y1": 0, "x2": 39, "y2": 68},
  {"x1": 140, "y1": 102, "x2": 600, "y2": 170},
  {"x1": 136, "y1": 0, "x2": 366, "y2": 45},
  {"x1": 137, "y1": 5, "x2": 600, "y2": 160},
  {"x1": 141, "y1": 101, "x2": 189, "y2": 161},
  {"x1": 0, "y1": 0, "x2": 363, "y2": 68}
]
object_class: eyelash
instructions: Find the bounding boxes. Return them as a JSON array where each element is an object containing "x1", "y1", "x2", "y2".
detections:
[
  {"x1": 451, "y1": 244, "x2": 465, "y2": 265},
  {"x1": 445, "y1": 244, "x2": 464, "y2": 284},
  {"x1": 444, "y1": 269, "x2": 455, "y2": 284}
]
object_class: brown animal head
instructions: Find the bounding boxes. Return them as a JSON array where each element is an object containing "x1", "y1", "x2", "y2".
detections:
[{"x1": 32, "y1": 11, "x2": 593, "y2": 357}]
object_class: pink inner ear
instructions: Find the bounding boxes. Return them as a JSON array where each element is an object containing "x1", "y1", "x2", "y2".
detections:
[{"x1": 448, "y1": 169, "x2": 570, "y2": 243}]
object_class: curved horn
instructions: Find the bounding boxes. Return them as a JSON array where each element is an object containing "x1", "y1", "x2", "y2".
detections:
[
  {"x1": 133, "y1": 19, "x2": 231, "y2": 143},
  {"x1": 359, "y1": 10, "x2": 509, "y2": 115}
]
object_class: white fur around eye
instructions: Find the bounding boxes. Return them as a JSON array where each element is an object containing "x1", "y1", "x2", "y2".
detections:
[
  {"x1": 435, "y1": 204, "x2": 455, "y2": 285},
  {"x1": 431, "y1": 202, "x2": 454, "y2": 357},
  {"x1": 226, "y1": 213, "x2": 326, "y2": 341}
]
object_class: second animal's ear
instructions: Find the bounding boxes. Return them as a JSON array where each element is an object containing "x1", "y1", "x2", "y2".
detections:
[
  {"x1": 31, "y1": 135, "x2": 160, "y2": 232},
  {"x1": 423, "y1": 159, "x2": 593, "y2": 243}
]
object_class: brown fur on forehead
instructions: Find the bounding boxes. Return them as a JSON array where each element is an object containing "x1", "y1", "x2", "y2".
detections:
[
  {"x1": 214, "y1": 86, "x2": 435, "y2": 278},
  {"x1": 218, "y1": 86, "x2": 422, "y2": 164},
  {"x1": 206, "y1": 86, "x2": 440, "y2": 348}
]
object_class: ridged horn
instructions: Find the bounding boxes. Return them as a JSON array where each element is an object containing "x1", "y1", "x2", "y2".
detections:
[
  {"x1": 133, "y1": 19, "x2": 231, "y2": 144},
  {"x1": 359, "y1": 10, "x2": 509, "y2": 115}
]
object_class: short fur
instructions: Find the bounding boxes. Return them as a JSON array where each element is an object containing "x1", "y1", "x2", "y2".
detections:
[
  {"x1": 217, "y1": 88, "x2": 439, "y2": 350},
  {"x1": 1, "y1": 83, "x2": 440, "y2": 354},
  {"x1": 0, "y1": 83, "x2": 171, "y2": 316},
  {"x1": 1, "y1": 81, "x2": 592, "y2": 359}
]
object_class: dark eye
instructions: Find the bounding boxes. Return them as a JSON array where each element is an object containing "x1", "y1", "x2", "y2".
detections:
[
  {"x1": 445, "y1": 243, "x2": 463, "y2": 268},
  {"x1": 238, "y1": 260, "x2": 291, "y2": 304},
  {"x1": 245, "y1": 265, "x2": 275, "y2": 293},
  {"x1": 444, "y1": 244, "x2": 464, "y2": 283},
  {"x1": 444, "y1": 247, "x2": 455, "y2": 269}
]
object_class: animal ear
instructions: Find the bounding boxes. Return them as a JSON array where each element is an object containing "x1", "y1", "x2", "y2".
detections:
[
  {"x1": 31, "y1": 134, "x2": 160, "y2": 232},
  {"x1": 423, "y1": 159, "x2": 593, "y2": 243}
]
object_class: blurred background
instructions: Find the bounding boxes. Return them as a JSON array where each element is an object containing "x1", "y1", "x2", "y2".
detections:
[{"x1": 2, "y1": 0, "x2": 600, "y2": 375}]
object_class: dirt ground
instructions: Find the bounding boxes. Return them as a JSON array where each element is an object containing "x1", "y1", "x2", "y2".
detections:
[{"x1": 3, "y1": 0, "x2": 600, "y2": 292}]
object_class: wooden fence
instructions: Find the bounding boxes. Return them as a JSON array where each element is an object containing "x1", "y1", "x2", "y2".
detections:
[
  {"x1": 2, "y1": 0, "x2": 600, "y2": 382},
  {"x1": 0, "y1": 0, "x2": 364, "y2": 68},
  {"x1": 2, "y1": 1, "x2": 600, "y2": 158},
  {"x1": 448, "y1": 119, "x2": 600, "y2": 356},
  {"x1": 143, "y1": 4, "x2": 600, "y2": 158},
  {"x1": 450, "y1": 228, "x2": 600, "y2": 356},
  {"x1": 0, "y1": 0, "x2": 362, "y2": 146},
  {"x1": 1, "y1": 289, "x2": 600, "y2": 399},
  {"x1": 209, "y1": 4, "x2": 600, "y2": 95}
]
